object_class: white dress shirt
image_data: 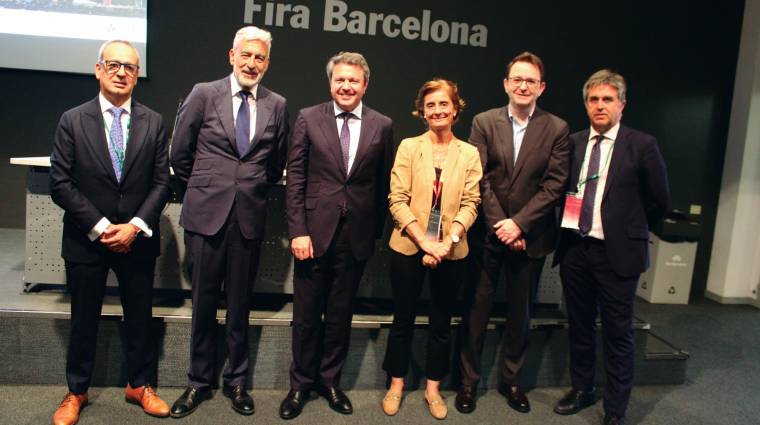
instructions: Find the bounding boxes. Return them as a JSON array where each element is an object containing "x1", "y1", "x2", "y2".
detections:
[
  {"x1": 577, "y1": 122, "x2": 620, "y2": 240},
  {"x1": 333, "y1": 101, "x2": 363, "y2": 173}
]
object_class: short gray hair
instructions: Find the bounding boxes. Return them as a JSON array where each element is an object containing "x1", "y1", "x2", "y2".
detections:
[
  {"x1": 326, "y1": 52, "x2": 370, "y2": 82},
  {"x1": 97, "y1": 40, "x2": 139, "y2": 64},
  {"x1": 583, "y1": 69, "x2": 626, "y2": 103},
  {"x1": 232, "y1": 26, "x2": 272, "y2": 53}
]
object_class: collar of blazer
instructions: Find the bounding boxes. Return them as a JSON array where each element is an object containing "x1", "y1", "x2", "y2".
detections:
[
  {"x1": 415, "y1": 133, "x2": 465, "y2": 189},
  {"x1": 213, "y1": 76, "x2": 276, "y2": 159},
  {"x1": 573, "y1": 125, "x2": 630, "y2": 201},
  {"x1": 317, "y1": 101, "x2": 381, "y2": 181},
  {"x1": 82, "y1": 96, "x2": 148, "y2": 186}
]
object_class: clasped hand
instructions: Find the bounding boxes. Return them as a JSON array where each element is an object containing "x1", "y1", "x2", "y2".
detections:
[
  {"x1": 420, "y1": 239, "x2": 450, "y2": 269},
  {"x1": 100, "y1": 223, "x2": 139, "y2": 253}
]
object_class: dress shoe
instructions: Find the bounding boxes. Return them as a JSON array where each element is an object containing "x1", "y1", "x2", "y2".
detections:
[
  {"x1": 279, "y1": 389, "x2": 307, "y2": 420},
  {"x1": 424, "y1": 393, "x2": 448, "y2": 420},
  {"x1": 498, "y1": 383, "x2": 530, "y2": 413},
  {"x1": 603, "y1": 413, "x2": 625, "y2": 425},
  {"x1": 455, "y1": 385, "x2": 476, "y2": 414},
  {"x1": 319, "y1": 386, "x2": 353, "y2": 414},
  {"x1": 53, "y1": 392, "x2": 88, "y2": 425},
  {"x1": 170, "y1": 386, "x2": 211, "y2": 418},
  {"x1": 222, "y1": 384, "x2": 254, "y2": 415},
  {"x1": 125, "y1": 384, "x2": 169, "y2": 417},
  {"x1": 554, "y1": 388, "x2": 597, "y2": 415},
  {"x1": 381, "y1": 389, "x2": 402, "y2": 416}
]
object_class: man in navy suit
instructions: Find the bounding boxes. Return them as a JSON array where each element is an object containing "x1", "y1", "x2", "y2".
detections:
[
  {"x1": 50, "y1": 40, "x2": 171, "y2": 425},
  {"x1": 553, "y1": 70, "x2": 670, "y2": 425},
  {"x1": 169, "y1": 26, "x2": 289, "y2": 418},
  {"x1": 281, "y1": 52, "x2": 393, "y2": 420}
]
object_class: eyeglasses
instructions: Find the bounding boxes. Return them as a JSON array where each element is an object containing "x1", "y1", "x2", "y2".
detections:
[
  {"x1": 99, "y1": 60, "x2": 140, "y2": 77},
  {"x1": 507, "y1": 77, "x2": 541, "y2": 88}
]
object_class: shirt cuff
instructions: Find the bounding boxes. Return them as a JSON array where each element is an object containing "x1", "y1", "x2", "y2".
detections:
[
  {"x1": 129, "y1": 217, "x2": 153, "y2": 238},
  {"x1": 88, "y1": 217, "x2": 111, "y2": 241}
]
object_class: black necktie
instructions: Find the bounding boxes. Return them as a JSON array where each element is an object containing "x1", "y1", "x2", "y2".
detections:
[
  {"x1": 235, "y1": 91, "x2": 251, "y2": 157},
  {"x1": 578, "y1": 135, "x2": 603, "y2": 235},
  {"x1": 338, "y1": 112, "x2": 352, "y2": 173}
]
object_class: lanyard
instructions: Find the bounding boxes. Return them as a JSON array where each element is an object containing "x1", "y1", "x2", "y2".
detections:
[
  {"x1": 103, "y1": 115, "x2": 131, "y2": 170},
  {"x1": 575, "y1": 138, "x2": 614, "y2": 193}
]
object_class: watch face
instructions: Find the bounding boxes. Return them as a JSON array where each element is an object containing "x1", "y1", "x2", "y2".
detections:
[{"x1": 451, "y1": 234, "x2": 460, "y2": 243}]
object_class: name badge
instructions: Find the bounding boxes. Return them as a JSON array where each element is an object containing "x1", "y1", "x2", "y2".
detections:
[
  {"x1": 425, "y1": 209, "x2": 443, "y2": 241},
  {"x1": 560, "y1": 192, "x2": 582, "y2": 230}
]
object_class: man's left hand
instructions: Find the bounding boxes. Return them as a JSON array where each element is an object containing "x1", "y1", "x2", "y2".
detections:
[{"x1": 494, "y1": 218, "x2": 522, "y2": 245}]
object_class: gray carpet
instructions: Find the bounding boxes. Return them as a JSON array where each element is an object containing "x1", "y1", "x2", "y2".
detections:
[{"x1": 1, "y1": 298, "x2": 757, "y2": 425}]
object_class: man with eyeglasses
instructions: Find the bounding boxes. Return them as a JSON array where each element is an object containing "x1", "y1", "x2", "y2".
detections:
[
  {"x1": 553, "y1": 70, "x2": 669, "y2": 425},
  {"x1": 49, "y1": 39, "x2": 171, "y2": 425},
  {"x1": 456, "y1": 51, "x2": 569, "y2": 415},
  {"x1": 280, "y1": 52, "x2": 393, "y2": 420},
  {"x1": 169, "y1": 26, "x2": 289, "y2": 418}
]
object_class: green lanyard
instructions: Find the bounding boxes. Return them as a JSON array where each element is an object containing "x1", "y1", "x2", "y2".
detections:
[
  {"x1": 575, "y1": 137, "x2": 614, "y2": 193},
  {"x1": 103, "y1": 115, "x2": 131, "y2": 170}
]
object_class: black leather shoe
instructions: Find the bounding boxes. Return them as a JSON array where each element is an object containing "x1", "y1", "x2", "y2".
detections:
[
  {"x1": 170, "y1": 386, "x2": 212, "y2": 418},
  {"x1": 455, "y1": 385, "x2": 476, "y2": 414},
  {"x1": 554, "y1": 388, "x2": 597, "y2": 415},
  {"x1": 319, "y1": 386, "x2": 353, "y2": 414},
  {"x1": 279, "y1": 389, "x2": 307, "y2": 420},
  {"x1": 222, "y1": 385, "x2": 254, "y2": 415},
  {"x1": 498, "y1": 383, "x2": 530, "y2": 413},
  {"x1": 603, "y1": 413, "x2": 625, "y2": 425}
]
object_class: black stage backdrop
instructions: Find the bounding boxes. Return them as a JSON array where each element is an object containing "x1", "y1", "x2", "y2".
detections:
[{"x1": 0, "y1": 0, "x2": 745, "y2": 297}]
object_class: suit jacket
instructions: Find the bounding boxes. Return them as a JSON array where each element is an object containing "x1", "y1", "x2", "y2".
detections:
[
  {"x1": 556, "y1": 126, "x2": 670, "y2": 277},
  {"x1": 388, "y1": 134, "x2": 482, "y2": 260},
  {"x1": 171, "y1": 76, "x2": 289, "y2": 239},
  {"x1": 286, "y1": 101, "x2": 394, "y2": 260},
  {"x1": 50, "y1": 97, "x2": 170, "y2": 263},
  {"x1": 469, "y1": 106, "x2": 569, "y2": 258}
]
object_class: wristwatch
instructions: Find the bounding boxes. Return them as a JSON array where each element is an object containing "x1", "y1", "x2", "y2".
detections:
[{"x1": 450, "y1": 234, "x2": 461, "y2": 244}]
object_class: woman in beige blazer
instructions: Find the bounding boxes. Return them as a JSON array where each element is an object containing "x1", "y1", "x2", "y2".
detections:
[{"x1": 381, "y1": 79, "x2": 482, "y2": 419}]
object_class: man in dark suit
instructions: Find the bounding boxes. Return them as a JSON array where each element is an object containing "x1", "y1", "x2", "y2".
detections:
[
  {"x1": 281, "y1": 51, "x2": 393, "y2": 420},
  {"x1": 456, "y1": 51, "x2": 569, "y2": 414},
  {"x1": 553, "y1": 70, "x2": 669, "y2": 425},
  {"x1": 49, "y1": 40, "x2": 171, "y2": 425},
  {"x1": 169, "y1": 26, "x2": 289, "y2": 418}
]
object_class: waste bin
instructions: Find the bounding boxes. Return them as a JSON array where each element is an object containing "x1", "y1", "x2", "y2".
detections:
[{"x1": 637, "y1": 210, "x2": 700, "y2": 304}]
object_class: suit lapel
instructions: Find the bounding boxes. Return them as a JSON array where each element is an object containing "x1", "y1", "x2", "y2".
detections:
[
  {"x1": 82, "y1": 98, "x2": 118, "y2": 184},
  {"x1": 318, "y1": 102, "x2": 347, "y2": 179},
  {"x1": 247, "y1": 86, "x2": 273, "y2": 157},
  {"x1": 212, "y1": 77, "x2": 238, "y2": 155},
  {"x1": 602, "y1": 126, "x2": 628, "y2": 201},
  {"x1": 571, "y1": 129, "x2": 591, "y2": 192},
  {"x1": 495, "y1": 108, "x2": 515, "y2": 178},
  {"x1": 347, "y1": 107, "x2": 378, "y2": 180},
  {"x1": 121, "y1": 100, "x2": 147, "y2": 183},
  {"x1": 511, "y1": 109, "x2": 546, "y2": 185}
]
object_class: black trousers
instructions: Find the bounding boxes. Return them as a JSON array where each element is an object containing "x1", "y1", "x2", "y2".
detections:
[
  {"x1": 382, "y1": 251, "x2": 464, "y2": 381},
  {"x1": 459, "y1": 234, "x2": 545, "y2": 387},
  {"x1": 65, "y1": 254, "x2": 156, "y2": 395},
  {"x1": 559, "y1": 233, "x2": 638, "y2": 418},
  {"x1": 185, "y1": 208, "x2": 261, "y2": 389},
  {"x1": 289, "y1": 219, "x2": 366, "y2": 391}
]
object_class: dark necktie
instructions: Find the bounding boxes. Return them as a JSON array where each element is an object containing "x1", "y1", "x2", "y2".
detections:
[
  {"x1": 339, "y1": 112, "x2": 352, "y2": 172},
  {"x1": 235, "y1": 91, "x2": 251, "y2": 157},
  {"x1": 578, "y1": 135, "x2": 604, "y2": 235},
  {"x1": 108, "y1": 107, "x2": 125, "y2": 182}
]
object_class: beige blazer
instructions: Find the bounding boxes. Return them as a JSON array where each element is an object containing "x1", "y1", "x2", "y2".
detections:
[{"x1": 388, "y1": 134, "x2": 482, "y2": 259}]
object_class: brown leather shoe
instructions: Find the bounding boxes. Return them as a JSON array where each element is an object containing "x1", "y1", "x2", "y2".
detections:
[
  {"x1": 53, "y1": 392, "x2": 88, "y2": 425},
  {"x1": 125, "y1": 384, "x2": 170, "y2": 417}
]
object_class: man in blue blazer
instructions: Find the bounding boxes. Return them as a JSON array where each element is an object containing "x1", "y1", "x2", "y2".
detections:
[
  {"x1": 50, "y1": 40, "x2": 171, "y2": 425},
  {"x1": 281, "y1": 51, "x2": 393, "y2": 420},
  {"x1": 169, "y1": 26, "x2": 289, "y2": 418},
  {"x1": 553, "y1": 70, "x2": 670, "y2": 425}
]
